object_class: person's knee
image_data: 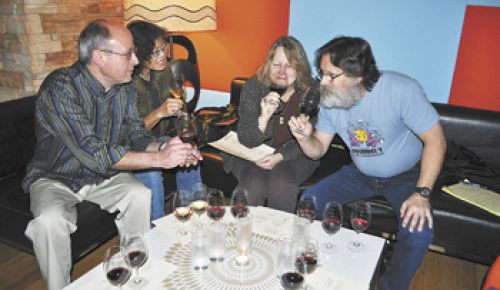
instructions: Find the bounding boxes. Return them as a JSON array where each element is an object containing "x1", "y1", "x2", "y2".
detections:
[
  {"x1": 26, "y1": 210, "x2": 70, "y2": 239},
  {"x1": 127, "y1": 182, "x2": 152, "y2": 207},
  {"x1": 399, "y1": 226, "x2": 434, "y2": 249}
]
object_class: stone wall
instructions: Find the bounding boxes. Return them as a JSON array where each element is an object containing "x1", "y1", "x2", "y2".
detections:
[{"x1": 0, "y1": 0, "x2": 123, "y2": 102}]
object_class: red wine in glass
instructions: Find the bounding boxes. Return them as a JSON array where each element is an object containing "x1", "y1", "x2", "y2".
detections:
[
  {"x1": 295, "y1": 254, "x2": 318, "y2": 274},
  {"x1": 280, "y1": 272, "x2": 304, "y2": 290},
  {"x1": 207, "y1": 205, "x2": 226, "y2": 221},
  {"x1": 351, "y1": 218, "x2": 369, "y2": 233},
  {"x1": 297, "y1": 209, "x2": 316, "y2": 222},
  {"x1": 269, "y1": 85, "x2": 287, "y2": 114},
  {"x1": 300, "y1": 81, "x2": 320, "y2": 117},
  {"x1": 179, "y1": 130, "x2": 197, "y2": 145},
  {"x1": 106, "y1": 267, "x2": 131, "y2": 287},
  {"x1": 348, "y1": 200, "x2": 371, "y2": 252},
  {"x1": 322, "y1": 218, "x2": 342, "y2": 235},
  {"x1": 127, "y1": 250, "x2": 147, "y2": 268},
  {"x1": 231, "y1": 204, "x2": 249, "y2": 218}
]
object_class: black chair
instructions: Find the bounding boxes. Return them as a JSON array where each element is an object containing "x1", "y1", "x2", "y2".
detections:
[{"x1": 167, "y1": 34, "x2": 201, "y2": 113}]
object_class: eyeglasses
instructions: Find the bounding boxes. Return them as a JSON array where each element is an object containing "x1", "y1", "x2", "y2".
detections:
[
  {"x1": 98, "y1": 48, "x2": 137, "y2": 60},
  {"x1": 151, "y1": 45, "x2": 167, "y2": 58},
  {"x1": 318, "y1": 71, "x2": 343, "y2": 83}
]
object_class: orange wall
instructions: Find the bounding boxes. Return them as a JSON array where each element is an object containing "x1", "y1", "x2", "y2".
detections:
[
  {"x1": 177, "y1": 0, "x2": 290, "y2": 92},
  {"x1": 449, "y1": 6, "x2": 500, "y2": 112}
]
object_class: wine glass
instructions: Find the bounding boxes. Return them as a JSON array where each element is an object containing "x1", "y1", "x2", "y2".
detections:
[
  {"x1": 295, "y1": 240, "x2": 319, "y2": 290},
  {"x1": 190, "y1": 183, "x2": 208, "y2": 223},
  {"x1": 321, "y1": 201, "x2": 343, "y2": 254},
  {"x1": 172, "y1": 189, "x2": 193, "y2": 238},
  {"x1": 348, "y1": 200, "x2": 372, "y2": 252},
  {"x1": 299, "y1": 81, "x2": 320, "y2": 117},
  {"x1": 176, "y1": 113, "x2": 198, "y2": 146},
  {"x1": 296, "y1": 195, "x2": 317, "y2": 223},
  {"x1": 169, "y1": 73, "x2": 186, "y2": 115},
  {"x1": 269, "y1": 84, "x2": 287, "y2": 114},
  {"x1": 121, "y1": 233, "x2": 149, "y2": 288},
  {"x1": 230, "y1": 186, "x2": 249, "y2": 219},
  {"x1": 207, "y1": 188, "x2": 226, "y2": 222},
  {"x1": 103, "y1": 245, "x2": 131, "y2": 289}
]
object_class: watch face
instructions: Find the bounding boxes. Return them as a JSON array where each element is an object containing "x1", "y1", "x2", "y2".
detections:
[{"x1": 417, "y1": 187, "x2": 431, "y2": 197}]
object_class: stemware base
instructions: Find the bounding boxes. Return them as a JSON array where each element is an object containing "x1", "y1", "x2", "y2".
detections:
[
  {"x1": 320, "y1": 242, "x2": 336, "y2": 254},
  {"x1": 128, "y1": 277, "x2": 149, "y2": 289},
  {"x1": 347, "y1": 240, "x2": 365, "y2": 252}
]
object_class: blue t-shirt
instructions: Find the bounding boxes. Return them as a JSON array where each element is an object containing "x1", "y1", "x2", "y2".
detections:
[{"x1": 316, "y1": 71, "x2": 440, "y2": 178}]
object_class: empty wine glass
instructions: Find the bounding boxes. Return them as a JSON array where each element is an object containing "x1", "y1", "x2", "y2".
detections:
[
  {"x1": 230, "y1": 186, "x2": 249, "y2": 219},
  {"x1": 321, "y1": 201, "x2": 343, "y2": 254},
  {"x1": 172, "y1": 189, "x2": 193, "y2": 237},
  {"x1": 348, "y1": 200, "x2": 372, "y2": 252},
  {"x1": 295, "y1": 240, "x2": 319, "y2": 290},
  {"x1": 103, "y1": 245, "x2": 131, "y2": 289},
  {"x1": 121, "y1": 233, "x2": 149, "y2": 288},
  {"x1": 296, "y1": 195, "x2": 317, "y2": 223},
  {"x1": 190, "y1": 183, "x2": 208, "y2": 223},
  {"x1": 207, "y1": 188, "x2": 226, "y2": 222}
]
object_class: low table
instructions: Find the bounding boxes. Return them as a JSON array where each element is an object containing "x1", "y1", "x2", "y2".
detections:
[{"x1": 65, "y1": 206, "x2": 386, "y2": 290}]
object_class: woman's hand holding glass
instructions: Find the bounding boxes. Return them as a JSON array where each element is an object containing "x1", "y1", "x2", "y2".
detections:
[
  {"x1": 260, "y1": 93, "x2": 281, "y2": 118},
  {"x1": 157, "y1": 98, "x2": 183, "y2": 118},
  {"x1": 169, "y1": 74, "x2": 186, "y2": 116}
]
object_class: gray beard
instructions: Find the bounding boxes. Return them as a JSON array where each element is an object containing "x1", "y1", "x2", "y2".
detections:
[{"x1": 320, "y1": 83, "x2": 364, "y2": 109}]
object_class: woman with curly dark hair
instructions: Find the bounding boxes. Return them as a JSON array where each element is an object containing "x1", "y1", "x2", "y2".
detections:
[{"x1": 127, "y1": 20, "x2": 202, "y2": 220}]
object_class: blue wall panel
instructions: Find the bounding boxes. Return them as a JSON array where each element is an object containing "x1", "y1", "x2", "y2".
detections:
[{"x1": 289, "y1": 0, "x2": 467, "y2": 104}]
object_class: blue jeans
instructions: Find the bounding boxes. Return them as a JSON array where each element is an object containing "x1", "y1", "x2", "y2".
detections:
[
  {"x1": 135, "y1": 166, "x2": 201, "y2": 221},
  {"x1": 303, "y1": 164, "x2": 433, "y2": 290}
]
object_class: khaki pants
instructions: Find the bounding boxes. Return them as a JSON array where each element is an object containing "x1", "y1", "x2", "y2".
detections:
[{"x1": 25, "y1": 173, "x2": 151, "y2": 290}]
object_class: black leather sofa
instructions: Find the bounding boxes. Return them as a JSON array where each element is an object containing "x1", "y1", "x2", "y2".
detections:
[
  {"x1": 199, "y1": 77, "x2": 500, "y2": 266},
  {"x1": 0, "y1": 96, "x2": 117, "y2": 261},
  {"x1": 1, "y1": 78, "x2": 499, "y2": 268}
]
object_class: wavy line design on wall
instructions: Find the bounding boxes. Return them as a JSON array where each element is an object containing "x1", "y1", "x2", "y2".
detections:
[{"x1": 124, "y1": 3, "x2": 216, "y2": 31}]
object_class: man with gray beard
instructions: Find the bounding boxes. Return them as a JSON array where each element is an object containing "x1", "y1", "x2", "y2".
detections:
[{"x1": 288, "y1": 36, "x2": 446, "y2": 290}]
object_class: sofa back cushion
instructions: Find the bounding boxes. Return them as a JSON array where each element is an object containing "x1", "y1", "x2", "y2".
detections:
[
  {"x1": 434, "y1": 103, "x2": 500, "y2": 171},
  {"x1": 0, "y1": 96, "x2": 36, "y2": 179}
]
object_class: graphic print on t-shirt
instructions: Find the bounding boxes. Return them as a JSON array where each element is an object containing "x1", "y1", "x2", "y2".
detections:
[{"x1": 347, "y1": 120, "x2": 384, "y2": 157}]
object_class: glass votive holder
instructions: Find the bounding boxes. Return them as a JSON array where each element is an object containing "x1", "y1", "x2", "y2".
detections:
[
  {"x1": 191, "y1": 224, "x2": 209, "y2": 270},
  {"x1": 235, "y1": 214, "x2": 253, "y2": 266},
  {"x1": 208, "y1": 221, "x2": 227, "y2": 262}
]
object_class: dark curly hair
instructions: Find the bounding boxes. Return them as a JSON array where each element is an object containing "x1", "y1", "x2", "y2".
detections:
[
  {"x1": 127, "y1": 20, "x2": 168, "y2": 75},
  {"x1": 315, "y1": 36, "x2": 380, "y2": 91}
]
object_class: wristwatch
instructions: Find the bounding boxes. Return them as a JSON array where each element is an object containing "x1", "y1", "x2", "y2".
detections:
[{"x1": 415, "y1": 186, "x2": 432, "y2": 198}]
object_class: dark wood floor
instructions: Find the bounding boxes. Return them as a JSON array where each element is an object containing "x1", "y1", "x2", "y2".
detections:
[{"x1": 0, "y1": 238, "x2": 488, "y2": 290}]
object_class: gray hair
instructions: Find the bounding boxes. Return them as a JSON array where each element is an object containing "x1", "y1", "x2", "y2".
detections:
[{"x1": 78, "y1": 20, "x2": 111, "y2": 64}]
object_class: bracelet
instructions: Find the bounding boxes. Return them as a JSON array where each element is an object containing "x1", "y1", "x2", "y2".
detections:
[{"x1": 157, "y1": 141, "x2": 167, "y2": 151}]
